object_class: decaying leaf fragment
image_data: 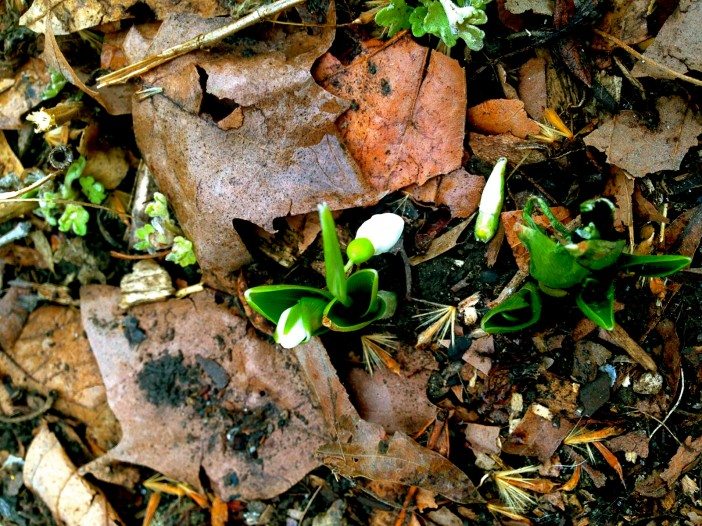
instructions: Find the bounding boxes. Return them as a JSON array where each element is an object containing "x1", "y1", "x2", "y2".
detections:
[
  {"x1": 0, "y1": 306, "x2": 120, "y2": 451},
  {"x1": 318, "y1": 432, "x2": 482, "y2": 504},
  {"x1": 409, "y1": 168, "x2": 485, "y2": 219},
  {"x1": 315, "y1": 34, "x2": 467, "y2": 190},
  {"x1": 584, "y1": 96, "x2": 702, "y2": 178},
  {"x1": 24, "y1": 424, "x2": 121, "y2": 526},
  {"x1": 80, "y1": 286, "x2": 329, "y2": 500}
]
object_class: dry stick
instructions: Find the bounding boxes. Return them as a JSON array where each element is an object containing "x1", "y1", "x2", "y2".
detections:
[
  {"x1": 593, "y1": 29, "x2": 702, "y2": 88},
  {"x1": 0, "y1": 392, "x2": 56, "y2": 424},
  {"x1": 0, "y1": 172, "x2": 56, "y2": 200},
  {"x1": 96, "y1": 0, "x2": 306, "y2": 88}
]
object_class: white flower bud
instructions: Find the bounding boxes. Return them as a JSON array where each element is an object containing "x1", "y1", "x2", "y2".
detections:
[
  {"x1": 274, "y1": 306, "x2": 308, "y2": 349},
  {"x1": 355, "y1": 213, "x2": 405, "y2": 255}
]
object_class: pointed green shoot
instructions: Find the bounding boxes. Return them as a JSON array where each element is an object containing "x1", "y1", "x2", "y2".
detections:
[
  {"x1": 475, "y1": 157, "x2": 507, "y2": 242},
  {"x1": 618, "y1": 254, "x2": 692, "y2": 278},
  {"x1": 322, "y1": 269, "x2": 390, "y2": 332},
  {"x1": 318, "y1": 203, "x2": 349, "y2": 306}
]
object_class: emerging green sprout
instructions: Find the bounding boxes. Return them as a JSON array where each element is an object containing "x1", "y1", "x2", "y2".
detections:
[
  {"x1": 481, "y1": 196, "x2": 691, "y2": 333},
  {"x1": 33, "y1": 156, "x2": 102, "y2": 236},
  {"x1": 134, "y1": 192, "x2": 198, "y2": 268},
  {"x1": 375, "y1": 0, "x2": 491, "y2": 50},
  {"x1": 41, "y1": 69, "x2": 67, "y2": 101},
  {"x1": 245, "y1": 205, "x2": 404, "y2": 348},
  {"x1": 475, "y1": 156, "x2": 507, "y2": 243}
]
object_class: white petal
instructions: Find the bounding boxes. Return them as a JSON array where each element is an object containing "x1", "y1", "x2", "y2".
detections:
[
  {"x1": 274, "y1": 306, "x2": 308, "y2": 349},
  {"x1": 355, "y1": 213, "x2": 405, "y2": 255}
]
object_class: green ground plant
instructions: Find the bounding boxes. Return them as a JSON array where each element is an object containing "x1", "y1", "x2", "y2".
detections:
[
  {"x1": 245, "y1": 204, "x2": 405, "y2": 348},
  {"x1": 481, "y1": 196, "x2": 691, "y2": 333}
]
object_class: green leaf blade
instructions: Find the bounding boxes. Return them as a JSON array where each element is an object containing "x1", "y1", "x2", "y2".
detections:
[{"x1": 318, "y1": 203, "x2": 349, "y2": 305}]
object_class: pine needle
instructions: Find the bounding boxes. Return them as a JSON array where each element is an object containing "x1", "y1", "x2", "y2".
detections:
[
  {"x1": 360, "y1": 333, "x2": 400, "y2": 375},
  {"x1": 413, "y1": 301, "x2": 456, "y2": 348}
]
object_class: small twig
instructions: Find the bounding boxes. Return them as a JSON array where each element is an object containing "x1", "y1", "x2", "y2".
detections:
[
  {"x1": 0, "y1": 197, "x2": 132, "y2": 217},
  {"x1": 488, "y1": 268, "x2": 529, "y2": 308},
  {"x1": 0, "y1": 392, "x2": 56, "y2": 424},
  {"x1": 297, "y1": 485, "x2": 322, "y2": 524},
  {"x1": 0, "y1": 172, "x2": 57, "y2": 200},
  {"x1": 593, "y1": 29, "x2": 702, "y2": 88},
  {"x1": 96, "y1": 0, "x2": 306, "y2": 88},
  {"x1": 109, "y1": 250, "x2": 171, "y2": 260},
  {"x1": 650, "y1": 368, "x2": 684, "y2": 441}
]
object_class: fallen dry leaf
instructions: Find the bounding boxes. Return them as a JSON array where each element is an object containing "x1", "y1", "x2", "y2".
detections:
[
  {"x1": 293, "y1": 337, "x2": 481, "y2": 504},
  {"x1": 468, "y1": 132, "x2": 546, "y2": 165},
  {"x1": 80, "y1": 286, "x2": 329, "y2": 500},
  {"x1": 467, "y1": 99, "x2": 541, "y2": 139},
  {"x1": 0, "y1": 306, "x2": 120, "y2": 451},
  {"x1": 43, "y1": 23, "x2": 132, "y2": 115},
  {"x1": 594, "y1": 0, "x2": 649, "y2": 50},
  {"x1": 409, "y1": 219, "x2": 471, "y2": 265},
  {"x1": 131, "y1": 10, "x2": 385, "y2": 290},
  {"x1": 23, "y1": 423, "x2": 121, "y2": 526},
  {"x1": 317, "y1": 431, "x2": 482, "y2": 504},
  {"x1": 584, "y1": 96, "x2": 702, "y2": 178},
  {"x1": 462, "y1": 335, "x2": 493, "y2": 375},
  {"x1": 20, "y1": 0, "x2": 225, "y2": 34},
  {"x1": 315, "y1": 34, "x2": 466, "y2": 190},
  {"x1": 464, "y1": 423, "x2": 501, "y2": 455},
  {"x1": 501, "y1": 404, "x2": 573, "y2": 461},
  {"x1": 660, "y1": 436, "x2": 702, "y2": 486},
  {"x1": 346, "y1": 345, "x2": 437, "y2": 435},
  {"x1": 518, "y1": 57, "x2": 547, "y2": 121},
  {"x1": 0, "y1": 58, "x2": 49, "y2": 130},
  {"x1": 502, "y1": 206, "x2": 571, "y2": 271},
  {"x1": 606, "y1": 430, "x2": 650, "y2": 459},
  {"x1": 409, "y1": 168, "x2": 485, "y2": 219},
  {"x1": 632, "y1": 0, "x2": 702, "y2": 80}
]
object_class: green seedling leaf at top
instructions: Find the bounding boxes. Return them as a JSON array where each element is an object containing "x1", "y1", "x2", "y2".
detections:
[
  {"x1": 576, "y1": 198, "x2": 617, "y2": 241},
  {"x1": 375, "y1": 0, "x2": 414, "y2": 36},
  {"x1": 318, "y1": 203, "x2": 349, "y2": 306},
  {"x1": 576, "y1": 279, "x2": 615, "y2": 330},
  {"x1": 58, "y1": 204, "x2": 89, "y2": 236},
  {"x1": 518, "y1": 224, "x2": 590, "y2": 289},
  {"x1": 565, "y1": 239, "x2": 626, "y2": 271},
  {"x1": 41, "y1": 69, "x2": 67, "y2": 101},
  {"x1": 165, "y1": 236, "x2": 197, "y2": 267},
  {"x1": 60, "y1": 156, "x2": 87, "y2": 199},
  {"x1": 145, "y1": 192, "x2": 170, "y2": 219},
  {"x1": 481, "y1": 282, "x2": 542, "y2": 334},
  {"x1": 323, "y1": 269, "x2": 390, "y2": 332},
  {"x1": 79, "y1": 176, "x2": 106, "y2": 204},
  {"x1": 618, "y1": 254, "x2": 692, "y2": 277},
  {"x1": 244, "y1": 285, "x2": 332, "y2": 325}
]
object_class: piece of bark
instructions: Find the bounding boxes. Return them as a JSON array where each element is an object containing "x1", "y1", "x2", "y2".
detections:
[{"x1": 502, "y1": 404, "x2": 573, "y2": 461}]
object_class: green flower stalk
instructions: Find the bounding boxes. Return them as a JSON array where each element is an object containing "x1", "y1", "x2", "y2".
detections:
[{"x1": 475, "y1": 157, "x2": 507, "y2": 242}]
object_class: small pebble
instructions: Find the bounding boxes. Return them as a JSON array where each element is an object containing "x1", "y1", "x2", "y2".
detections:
[{"x1": 633, "y1": 372, "x2": 663, "y2": 395}]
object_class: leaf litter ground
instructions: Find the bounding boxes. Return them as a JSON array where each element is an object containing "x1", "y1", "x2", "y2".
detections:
[{"x1": 0, "y1": 0, "x2": 702, "y2": 525}]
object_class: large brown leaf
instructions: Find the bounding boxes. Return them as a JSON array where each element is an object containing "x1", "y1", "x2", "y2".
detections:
[
  {"x1": 131, "y1": 11, "x2": 386, "y2": 291},
  {"x1": 80, "y1": 286, "x2": 329, "y2": 500},
  {"x1": 315, "y1": 34, "x2": 466, "y2": 190},
  {"x1": 584, "y1": 96, "x2": 702, "y2": 178}
]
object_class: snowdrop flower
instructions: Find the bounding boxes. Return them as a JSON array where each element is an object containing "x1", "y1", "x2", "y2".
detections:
[
  {"x1": 274, "y1": 305, "x2": 308, "y2": 349},
  {"x1": 348, "y1": 213, "x2": 405, "y2": 264}
]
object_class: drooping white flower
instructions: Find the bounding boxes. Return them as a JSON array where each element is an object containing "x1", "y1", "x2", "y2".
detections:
[
  {"x1": 274, "y1": 305, "x2": 308, "y2": 349},
  {"x1": 355, "y1": 213, "x2": 405, "y2": 255}
]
